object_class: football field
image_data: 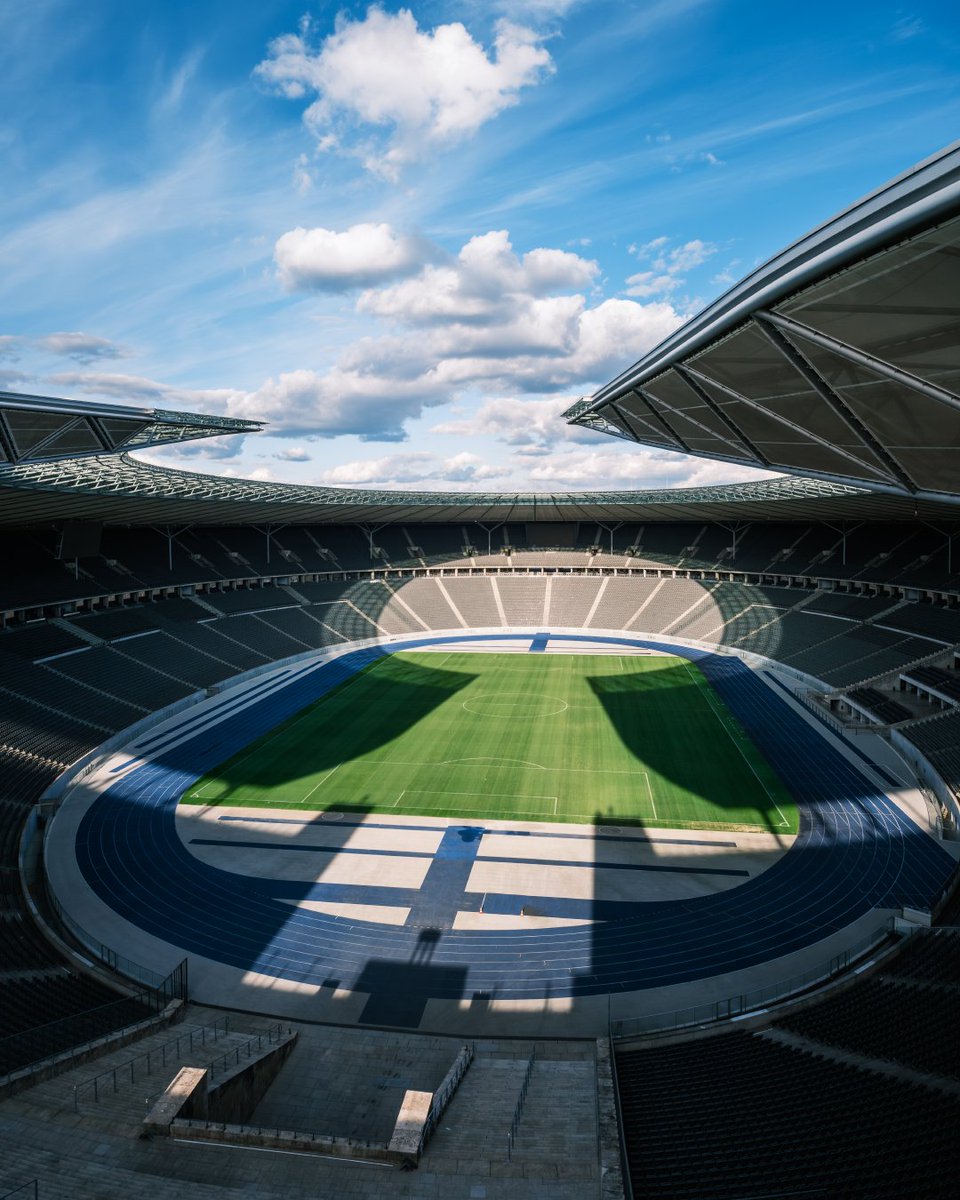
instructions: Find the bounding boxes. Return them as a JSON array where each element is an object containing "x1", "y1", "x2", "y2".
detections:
[{"x1": 181, "y1": 651, "x2": 798, "y2": 832}]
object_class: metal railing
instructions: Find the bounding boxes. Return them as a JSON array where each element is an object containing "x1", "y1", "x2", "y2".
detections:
[
  {"x1": 0, "y1": 986, "x2": 165, "y2": 1082},
  {"x1": 204, "y1": 1023, "x2": 287, "y2": 1079},
  {"x1": 47, "y1": 892, "x2": 188, "y2": 1002},
  {"x1": 0, "y1": 1183, "x2": 38, "y2": 1200},
  {"x1": 506, "y1": 1046, "x2": 538, "y2": 1159},
  {"x1": 609, "y1": 925, "x2": 889, "y2": 1040},
  {"x1": 607, "y1": 1037, "x2": 634, "y2": 1200},
  {"x1": 74, "y1": 1016, "x2": 230, "y2": 1110},
  {"x1": 418, "y1": 1042, "x2": 475, "y2": 1155}
]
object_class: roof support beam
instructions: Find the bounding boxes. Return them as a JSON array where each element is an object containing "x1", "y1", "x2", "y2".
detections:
[
  {"x1": 673, "y1": 365, "x2": 772, "y2": 466},
  {"x1": 603, "y1": 402, "x2": 644, "y2": 442},
  {"x1": 630, "y1": 388, "x2": 693, "y2": 453},
  {"x1": 0, "y1": 410, "x2": 18, "y2": 464},
  {"x1": 683, "y1": 363, "x2": 893, "y2": 483},
  {"x1": 752, "y1": 315, "x2": 920, "y2": 495},
  {"x1": 760, "y1": 310, "x2": 960, "y2": 417}
]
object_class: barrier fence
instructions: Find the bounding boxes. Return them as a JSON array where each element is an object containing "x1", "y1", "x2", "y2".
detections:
[
  {"x1": 609, "y1": 924, "x2": 889, "y2": 1040},
  {"x1": 506, "y1": 1046, "x2": 538, "y2": 1160}
]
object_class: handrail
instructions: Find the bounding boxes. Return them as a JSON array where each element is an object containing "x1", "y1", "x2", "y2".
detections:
[
  {"x1": 74, "y1": 1016, "x2": 230, "y2": 1110},
  {"x1": 204, "y1": 1023, "x2": 287, "y2": 1079},
  {"x1": 47, "y1": 890, "x2": 187, "y2": 999},
  {"x1": 0, "y1": 986, "x2": 165, "y2": 1084},
  {"x1": 610, "y1": 924, "x2": 889, "y2": 1041},
  {"x1": 0, "y1": 1183, "x2": 38, "y2": 1200},
  {"x1": 606, "y1": 1034, "x2": 634, "y2": 1200},
  {"x1": 506, "y1": 1045, "x2": 537, "y2": 1159},
  {"x1": 418, "y1": 1042, "x2": 475, "y2": 1155}
]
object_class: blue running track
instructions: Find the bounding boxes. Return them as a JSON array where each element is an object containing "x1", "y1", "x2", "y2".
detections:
[{"x1": 72, "y1": 635, "x2": 956, "y2": 1023}]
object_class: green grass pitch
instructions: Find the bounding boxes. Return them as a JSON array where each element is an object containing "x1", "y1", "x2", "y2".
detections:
[{"x1": 181, "y1": 651, "x2": 798, "y2": 833}]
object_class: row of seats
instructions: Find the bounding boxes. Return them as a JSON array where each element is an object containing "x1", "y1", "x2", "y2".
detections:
[
  {"x1": 616, "y1": 1027, "x2": 959, "y2": 1199},
  {"x1": 3, "y1": 521, "x2": 960, "y2": 612},
  {"x1": 0, "y1": 975, "x2": 154, "y2": 1076},
  {"x1": 847, "y1": 686, "x2": 913, "y2": 724}
]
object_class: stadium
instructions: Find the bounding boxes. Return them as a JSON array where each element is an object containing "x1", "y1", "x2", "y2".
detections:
[{"x1": 1, "y1": 141, "x2": 959, "y2": 1200}]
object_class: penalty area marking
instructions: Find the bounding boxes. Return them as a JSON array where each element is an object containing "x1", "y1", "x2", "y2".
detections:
[{"x1": 401, "y1": 788, "x2": 560, "y2": 816}]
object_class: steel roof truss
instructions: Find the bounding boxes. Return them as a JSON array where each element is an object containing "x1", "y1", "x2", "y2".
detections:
[
  {"x1": 751, "y1": 314, "x2": 919, "y2": 494},
  {"x1": 629, "y1": 388, "x2": 693, "y2": 452},
  {"x1": 629, "y1": 381, "x2": 753, "y2": 460},
  {"x1": 0, "y1": 410, "x2": 17, "y2": 463},
  {"x1": 683, "y1": 364, "x2": 894, "y2": 484},
  {"x1": 608, "y1": 400, "x2": 654, "y2": 444},
  {"x1": 673, "y1": 365, "x2": 772, "y2": 465},
  {"x1": 761, "y1": 310, "x2": 960, "y2": 417}
]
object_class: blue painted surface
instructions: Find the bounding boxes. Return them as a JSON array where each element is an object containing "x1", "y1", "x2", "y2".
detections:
[
  {"x1": 404, "y1": 826, "x2": 485, "y2": 929},
  {"x1": 73, "y1": 633, "x2": 958, "y2": 1024},
  {"x1": 529, "y1": 632, "x2": 550, "y2": 653}
]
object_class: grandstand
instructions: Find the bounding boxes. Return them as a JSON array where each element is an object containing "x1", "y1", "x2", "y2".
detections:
[{"x1": 0, "y1": 146, "x2": 959, "y2": 1199}]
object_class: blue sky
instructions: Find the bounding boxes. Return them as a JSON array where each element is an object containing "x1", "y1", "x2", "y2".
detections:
[{"x1": 1, "y1": 0, "x2": 957, "y2": 491}]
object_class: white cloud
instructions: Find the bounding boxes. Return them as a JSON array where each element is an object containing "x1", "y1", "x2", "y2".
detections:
[
  {"x1": 274, "y1": 222, "x2": 432, "y2": 292},
  {"x1": 35, "y1": 332, "x2": 126, "y2": 363},
  {"x1": 255, "y1": 8, "x2": 554, "y2": 179},
  {"x1": 320, "y1": 449, "x2": 504, "y2": 487},
  {"x1": 432, "y1": 396, "x2": 606, "y2": 447},
  {"x1": 624, "y1": 236, "x2": 717, "y2": 299},
  {"x1": 228, "y1": 366, "x2": 448, "y2": 440},
  {"x1": 291, "y1": 153, "x2": 313, "y2": 195},
  {"x1": 48, "y1": 370, "x2": 245, "y2": 415},
  {"x1": 357, "y1": 228, "x2": 600, "y2": 326},
  {"x1": 273, "y1": 446, "x2": 311, "y2": 462},
  {"x1": 0, "y1": 336, "x2": 21, "y2": 359},
  {"x1": 624, "y1": 271, "x2": 682, "y2": 298},
  {"x1": 524, "y1": 447, "x2": 777, "y2": 489}
]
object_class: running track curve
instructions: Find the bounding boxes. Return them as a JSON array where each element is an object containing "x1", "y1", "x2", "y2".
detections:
[{"x1": 71, "y1": 634, "x2": 956, "y2": 1011}]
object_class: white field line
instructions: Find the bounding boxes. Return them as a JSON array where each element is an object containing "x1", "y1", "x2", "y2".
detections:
[
  {"x1": 187, "y1": 669, "x2": 370, "y2": 801},
  {"x1": 406, "y1": 788, "x2": 559, "y2": 804},
  {"x1": 299, "y1": 762, "x2": 342, "y2": 805},
  {"x1": 374, "y1": 758, "x2": 651, "y2": 778},
  {"x1": 645, "y1": 771, "x2": 657, "y2": 820},
  {"x1": 681, "y1": 662, "x2": 789, "y2": 828}
]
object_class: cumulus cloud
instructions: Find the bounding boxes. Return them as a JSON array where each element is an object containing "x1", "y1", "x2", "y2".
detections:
[
  {"x1": 524, "y1": 447, "x2": 776, "y2": 489},
  {"x1": 320, "y1": 450, "x2": 505, "y2": 487},
  {"x1": 625, "y1": 236, "x2": 717, "y2": 299},
  {"x1": 359, "y1": 231, "x2": 598, "y2": 324},
  {"x1": 231, "y1": 228, "x2": 679, "y2": 439},
  {"x1": 432, "y1": 396, "x2": 607, "y2": 447},
  {"x1": 255, "y1": 8, "x2": 553, "y2": 178},
  {"x1": 349, "y1": 229, "x2": 671, "y2": 393},
  {"x1": 35, "y1": 331, "x2": 126, "y2": 363},
  {"x1": 48, "y1": 370, "x2": 246, "y2": 416},
  {"x1": 273, "y1": 446, "x2": 311, "y2": 462},
  {"x1": 274, "y1": 222, "x2": 433, "y2": 292},
  {"x1": 227, "y1": 366, "x2": 449, "y2": 440}
]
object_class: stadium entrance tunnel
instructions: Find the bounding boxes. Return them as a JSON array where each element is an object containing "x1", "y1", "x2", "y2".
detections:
[{"x1": 47, "y1": 631, "x2": 957, "y2": 1036}]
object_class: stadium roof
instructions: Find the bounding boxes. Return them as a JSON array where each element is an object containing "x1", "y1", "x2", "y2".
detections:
[
  {"x1": 1, "y1": 450, "x2": 958, "y2": 526},
  {"x1": 568, "y1": 140, "x2": 960, "y2": 507},
  {"x1": 0, "y1": 390, "x2": 261, "y2": 464}
]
